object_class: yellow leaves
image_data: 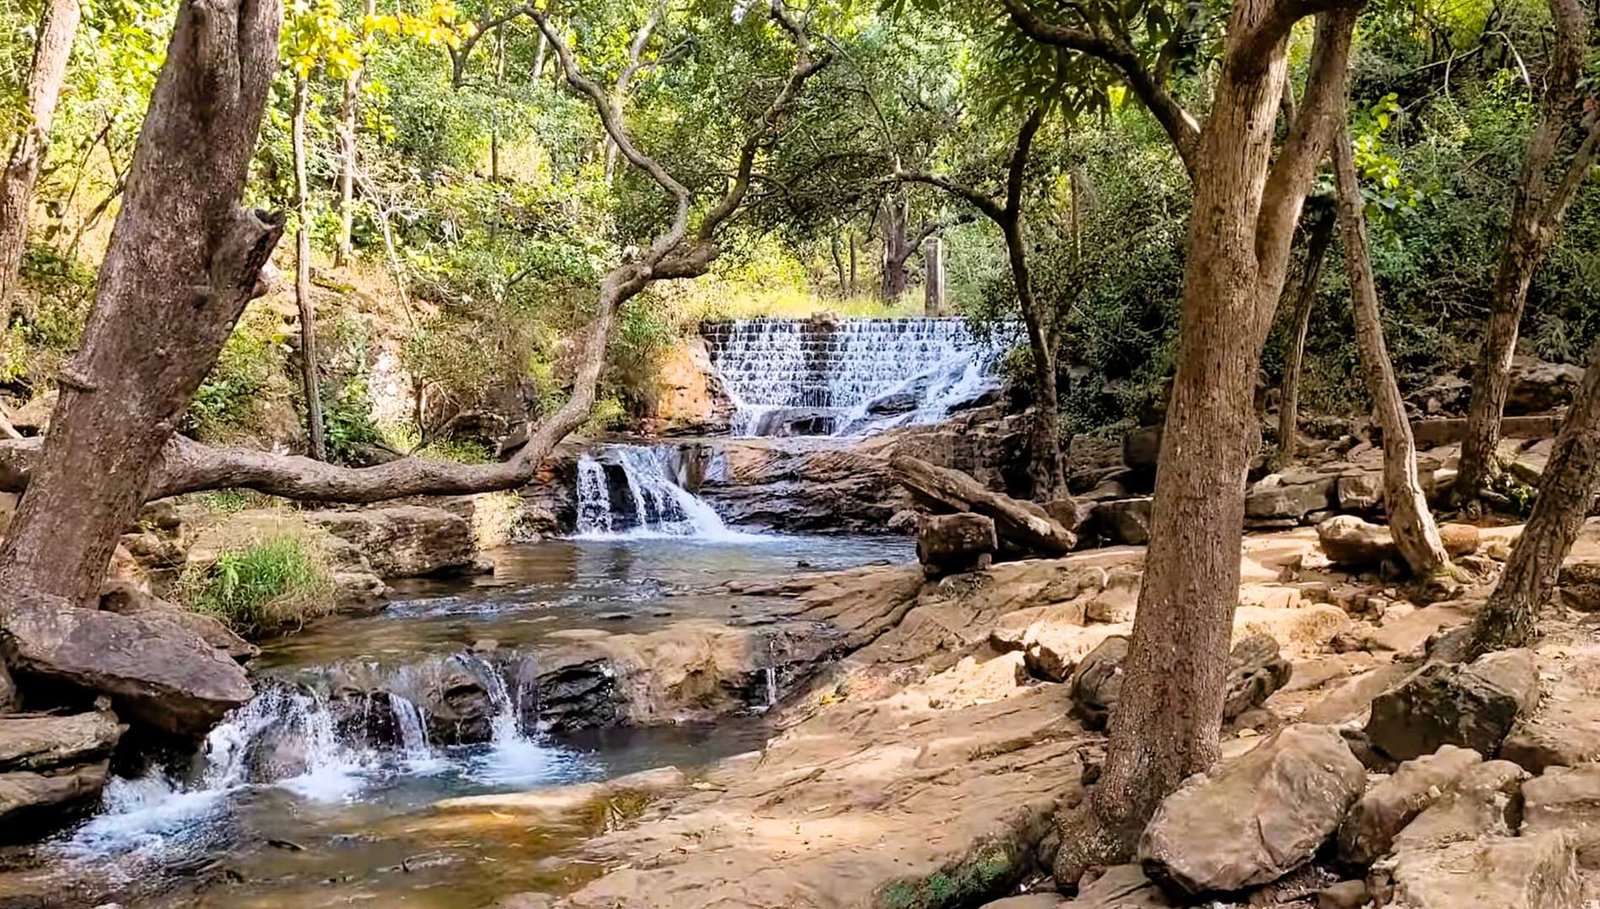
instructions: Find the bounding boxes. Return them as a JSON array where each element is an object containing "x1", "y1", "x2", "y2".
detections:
[{"x1": 285, "y1": 0, "x2": 472, "y2": 78}]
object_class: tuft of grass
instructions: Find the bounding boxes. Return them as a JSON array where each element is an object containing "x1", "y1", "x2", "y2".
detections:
[{"x1": 178, "y1": 534, "x2": 336, "y2": 637}]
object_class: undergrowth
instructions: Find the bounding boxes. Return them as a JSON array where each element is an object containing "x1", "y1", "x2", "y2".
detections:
[{"x1": 178, "y1": 534, "x2": 336, "y2": 637}]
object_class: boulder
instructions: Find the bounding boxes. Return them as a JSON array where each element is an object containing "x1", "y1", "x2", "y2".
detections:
[
  {"x1": 1246, "y1": 473, "x2": 1335, "y2": 522},
  {"x1": 1500, "y1": 644, "x2": 1600, "y2": 773},
  {"x1": 0, "y1": 711, "x2": 123, "y2": 771},
  {"x1": 1069, "y1": 636, "x2": 1128, "y2": 729},
  {"x1": 1379, "y1": 833, "x2": 1579, "y2": 909},
  {"x1": 1557, "y1": 560, "x2": 1600, "y2": 612},
  {"x1": 890, "y1": 455, "x2": 1076, "y2": 554},
  {"x1": 1506, "y1": 356, "x2": 1584, "y2": 414},
  {"x1": 1, "y1": 597, "x2": 253, "y2": 737},
  {"x1": 1366, "y1": 650, "x2": 1539, "y2": 761},
  {"x1": 1139, "y1": 724, "x2": 1366, "y2": 894},
  {"x1": 1336, "y1": 472, "x2": 1384, "y2": 513},
  {"x1": 1027, "y1": 623, "x2": 1127, "y2": 684},
  {"x1": 1096, "y1": 498, "x2": 1153, "y2": 546},
  {"x1": 1123, "y1": 426, "x2": 1162, "y2": 472},
  {"x1": 0, "y1": 761, "x2": 109, "y2": 830},
  {"x1": 303, "y1": 505, "x2": 475, "y2": 578},
  {"x1": 1338, "y1": 745, "x2": 1484, "y2": 865},
  {"x1": 1222, "y1": 633, "x2": 1293, "y2": 721},
  {"x1": 917, "y1": 513, "x2": 997, "y2": 578},
  {"x1": 1317, "y1": 515, "x2": 1480, "y2": 567},
  {"x1": 1521, "y1": 764, "x2": 1600, "y2": 869},
  {"x1": 1388, "y1": 759, "x2": 1528, "y2": 852},
  {"x1": 99, "y1": 581, "x2": 258, "y2": 662}
]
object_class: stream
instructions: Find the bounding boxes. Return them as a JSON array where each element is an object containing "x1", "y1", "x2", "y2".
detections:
[{"x1": 2, "y1": 533, "x2": 911, "y2": 908}]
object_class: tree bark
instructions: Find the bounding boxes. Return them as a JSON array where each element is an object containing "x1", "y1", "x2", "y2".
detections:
[
  {"x1": 1276, "y1": 212, "x2": 1333, "y2": 467},
  {"x1": 848, "y1": 232, "x2": 857, "y2": 295},
  {"x1": 1059, "y1": 6, "x2": 1359, "y2": 873},
  {"x1": 0, "y1": 0, "x2": 285, "y2": 608},
  {"x1": 0, "y1": 0, "x2": 82, "y2": 319},
  {"x1": 1470, "y1": 334, "x2": 1600, "y2": 655},
  {"x1": 1331, "y1": 117, "x2": 1451, "y2": 578},
  {"x1": 292, "y1": 77, "x2": 327, "y2": 461},
  {"x1": 334, "y1": 0, "x2": 376, "y2": 267},
  {"x1": 879, "y1": 196, "x2": 910, "y2": 301},
  {"x1": 1455, "y1": 0, "x2": 1597, "y2": 501},
  {"x1": 923, "y1": 235, "x2": 945, "y2": 316},
  {"x1": 830, "y1": 232, "x2": 847, "y2": 298}
]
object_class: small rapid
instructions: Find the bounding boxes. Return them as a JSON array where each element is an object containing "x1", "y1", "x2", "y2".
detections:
[{"x1": 574, "y1": 443, "x2": 762, "y2": 542}]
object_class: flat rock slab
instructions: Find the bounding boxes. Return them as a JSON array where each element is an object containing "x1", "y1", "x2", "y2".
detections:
[
  {"x1": 1, "y1": 598, "x2": 252, "y2": 737},
  {"x1": 1381, "y1": 832, "x2": 1580, "y2": 909},
  {"x1": 0, "y1": 711, "x2": 123, "y2": 772},
  {"x1": 519, "y1": 682, "x2": 1085, "y2": 909},
  {"x1": 1500, "y1": 639, "x2": 1600, "y2": 774},
  {"x1": 0, "y1": 760, "x2": 110, "y2": 828},
  {"x1": 1522, "y1": 764, "x2": 1600, "y2": 869}
]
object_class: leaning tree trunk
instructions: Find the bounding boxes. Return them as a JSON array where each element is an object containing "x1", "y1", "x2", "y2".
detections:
[
  {"x1": 292, "y1": 76, "x2": 327, "y2": 460},
  {"x1": 1332, "y1": 118, "x2": 1451, "y2": 578},
  {"x1": 0, "y1": 0, "x2": 82, "y2": 319},
  {"x1": 1276, "y1": 213, "x2": 1333, "y2": 467},
  {"x1": 1455, "y1": 0, "x2": 1598, "y2": 501},
  {"x1": 880, "y1": 196, "x2": 910, "y2": 301},
  {"x1": 1470, "y1": 333, "x2": 1600, "y2": 655},
  {"x1": 0, "y1": 0, "x2": 285, "y2": 607}
]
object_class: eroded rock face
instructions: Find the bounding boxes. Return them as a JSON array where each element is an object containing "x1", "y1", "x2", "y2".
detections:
[
  {"x1": 1521, "y1": 764, "x2": 1600, "y2": 869},
  {"x1": 303, "y1": 505, "x2": 475, "y2": 578},
  {"x1": 1, "y1": 597, "x2": 252, "y2": 737},
  {"x1": 1338, "y1": 745, "x2": 1485, "y2": 865},
  {"x1": 1366, "y1": 650, "x2": 1539, "y2": 761},
  {"x1": 0, "y1": 709, "x2": 123, "y2": 833},
  {"x1": 1378, "y1": 833, "x2": 1579, "y2": 909},
  {"x1": 1139, "y1": 724, "x2": 1366, "y2": 895},
  {"x1": 917, "y1": 513, "x2": 997, "y2": 578}
]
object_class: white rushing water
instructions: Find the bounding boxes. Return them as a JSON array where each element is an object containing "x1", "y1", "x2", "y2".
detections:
[
  {"x1": 574, "y1": 444, "x2": 759, "y2": 541},
  {"x1": 702, "y1": 317, "x2": 1005, "y2": 437}
]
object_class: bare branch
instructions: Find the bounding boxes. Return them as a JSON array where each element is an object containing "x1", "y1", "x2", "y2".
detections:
[{"x1": 895, "y1": 170, "x2": 1006, "y2": 223}]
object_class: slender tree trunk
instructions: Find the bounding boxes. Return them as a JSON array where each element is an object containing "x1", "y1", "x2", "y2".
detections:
[
  {"x1": 1004, "y1": 216, "x2": 1064, "y2": 498},
  {"x1": 1332, "y1": 118, "x2": 1451, "y2": 578},
  {"x1": 848, "y1": 232, "x2": 858, "y2": 295},
  {"x1": 1276, "y1": 213, "x2": 1333, "y2": 467},
  {"x1": 923, "y1": 235, "x2": 945, "y2": 316},
  {"x1": 0, "y1": 0, "x2": 82, "y2": 318},
  {"x1": 830, "y1": 232, "x2": 847, "y2": 298},
  {"x1": 1456, "y1": 0, "x2": 1597, "y2": 501},
  {"x1": 292, "y1": 77, "x2": 327, "y2": 461},
  {"x1": 490, "y1": 23, "x2": 505, "y2": 182},
  {"x1": 880, "y1": 196, "x2": 909, "y2": 301},
  {"x1": 334, "y1": 0, "x2": 375, "y2": 267},
  {"x1": 0, "y1": 0, "x2": 284, "y2": 608},
  {"x1": 1470, "y1": 334, "x2": 1600, "y2": 655}
]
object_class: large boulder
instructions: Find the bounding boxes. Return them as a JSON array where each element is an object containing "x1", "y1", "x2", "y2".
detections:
[
  {"x1": 1, "y1": 597, "x2": 253, "y2": 737},
  {"x1": 1316, "y1": 515, "x2": 1480, "y2": 567},
  {"x1": 1140, "y1": 724, "x2": 1366, "y2": 894},
  {"x1": 1378, "y1": 833, "x2": 1579, "y2": 909},
  {"x1": 1245, "y1": 473, "x2": 1335, "y2": 523},
  {"x1": 1069, "y1": 636, "x2": 1128, "y2": 729},
  {"x1": 1366, "y1": 650, "x2": 1539, "y2": 761},
  {"x1": 1338, "y1": 745, "x2": 1485, "y2": 865},
  {"x1": 1387, "y1": 759, "x2": 1528, "y2": 853},
  {"x1": 0, "y1": 761, "x2": 109, "y2": 832},
  {"x1": 303, "y1": 505, "x2": 475, "y2": 578},
  {"x1": 1521, "y1": 764, "x2": 1600, "y2": 870},
  {"x1": 917, "y1": 513, "x2": 997, "y2": 578},
  {"x1": 1222, "y1": 633, "x2": 1293, "y2": 721},
  {"x1": 99, "y1": 581, "x2": 257, "y2": 662}
]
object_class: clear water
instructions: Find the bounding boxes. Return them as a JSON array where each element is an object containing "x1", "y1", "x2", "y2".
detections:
[{"x1": 2, "y1": 534, "x2": 911, "y2": 908}]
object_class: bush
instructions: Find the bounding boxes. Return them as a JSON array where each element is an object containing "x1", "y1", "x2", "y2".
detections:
[{"x1": 178, "y1": 534, "x2": 335, "y2": 637}]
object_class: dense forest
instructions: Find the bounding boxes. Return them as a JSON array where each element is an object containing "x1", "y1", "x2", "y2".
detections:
[{"x1": 1, "y1": 0, "x2": 1598, "y2": 905}]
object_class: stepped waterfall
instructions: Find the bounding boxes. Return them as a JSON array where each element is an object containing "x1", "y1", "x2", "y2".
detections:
[{"x1": 701, "y1": 317, "x2": 1001, "y2": 437}]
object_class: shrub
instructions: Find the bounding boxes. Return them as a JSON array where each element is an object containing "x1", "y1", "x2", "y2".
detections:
[{"x1": 178, "y1": 534, "x2": 336, "y2": 637}]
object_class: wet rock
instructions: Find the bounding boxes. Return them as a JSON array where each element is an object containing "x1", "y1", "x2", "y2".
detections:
[
  {"x1": 1366, "y1": 650, "x2": 1539, "y2": 761},
  {"x1": 0, "y1": 710, "x2": 123, "y2": 772},
  {"x1": 1557, "y1": 560, "x2": 1600, "y2": 612},
  {"x1": 99, "y1": 581, "x2": 258, "y2": 662},
  {"x1": 423, "y1": 670, "x2": 495, "y2": 745},
  {"x1": 917, "y1": 513, "x2": 997, "y2": 578},
  {"x1": 303, "y1": 505, "x2": 475, "y2": 579},
  {"x1": 1379, "y1": 833, "x2": 1579, "y2": 909},
  {"x1": 1521, "y1": 764, "x2": 1600, "y2": 869},
  {"x1": 533, "y1": 652, "x2": 623, "y2": 732},
  {"x1": 1338, "y1": 745, "x2": 1484, "y2": 865},
  {"x1": 1, "y1": 596, "x2": 252, "y2": 737},
  {"x1": 1069, "y1": 636, "x2": 1127, "y2": 729},
  {"x1": 1139, "y1": 724, "x2": 1366, "y2": 894},
  {"x1": 0, "y1": 760, "x2": 110, "y2": 831}
]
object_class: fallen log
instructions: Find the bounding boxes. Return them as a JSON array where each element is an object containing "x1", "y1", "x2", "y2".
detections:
[{"x1": 889, "y1": 455, "x2": 1076, "y2": 555}]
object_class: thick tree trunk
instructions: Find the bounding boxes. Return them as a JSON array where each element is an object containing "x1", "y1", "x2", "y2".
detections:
[
  {"x1": 0, "y1": 0, "x2": 284, "y2": 607},
  {"x1": 880, "y1": 196, "x2": 909, "y2": 300},
  {"x1": 1276, "y1": 213, "x2": 1333, "y2": 467},
  {"x1": 1455, "y1": 0, "x2": 1598, "y2": 500},
  {"x1": 1332, "y1": 119, "x2": 1451, "y2": 578},
  {"x1": 0, "y1": 0, "x2": 82, "y2": 318},
  {"x1": 1067, "y1": 7, "x2": 1357, "y2": 874},
  {"x1": 292, "y1": 77, "x2": 327, "y2": 461},
  {"x1": 1470, "y1": 334, "x2": 1600, "y2": 655},
  {"x1": 923, "y1": 235, "x2": 945, "y2": 316},
  {"x1": 334, "y1": 0, "x2": 375, "y2": 267}
]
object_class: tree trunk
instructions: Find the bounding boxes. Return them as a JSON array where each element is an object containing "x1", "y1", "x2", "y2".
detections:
[
  {"x1": 830, "y1": 232, "x2": 847, "y2": 298},
  {"x1": 334, "y1": 0, "x2": 376, "y2": 268},
  {"x1": 1332, "y1": 118, "x2": 1451, "y2": 578},
  {"x1": 1276, "y1": 213, "x2": 1333, "y2": 467},
  {"x1": 1470, "y1": 334, "x2": 1600, "y2": 655},
  {"x1": 0, "y1": 0, "x2": 82, "y2": 318},
  {"x1": 1455, "y1": 0, "x2": 1598, "y2": 501},
  {"x1": 0, "y1": 0, "x2": 284, "y2": 608},
  {"x1": 848, "y1": 232, "x2": 858, "y2": 295},
  {"x1": 880, "y1": 196, "x2": 909, "y2": 301},
  {"x1": 1068, "y1": 8, "x2": 1357, "y2": 874},
  {"x1": 923, "y1": 235, "x2": 945, "y2": 316},
  {"x1": 1005, "y1": 216, "x2": 1064, "y2": 498},
  {"x1": 292, "y1": 77, "x2": 327, "y2": 461}
]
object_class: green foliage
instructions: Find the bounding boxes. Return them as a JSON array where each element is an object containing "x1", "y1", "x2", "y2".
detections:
[
  {"x1": 178, "y1": 534, "x2": 336, "y2": 637},
  {"x1": 191, "y1": 309, "x2": 292, "y2": 443}
]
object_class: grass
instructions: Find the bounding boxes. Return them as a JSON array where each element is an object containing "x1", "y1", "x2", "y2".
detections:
[{"x1": 178, "y1": 534, "x2": 337, "y2": 637}]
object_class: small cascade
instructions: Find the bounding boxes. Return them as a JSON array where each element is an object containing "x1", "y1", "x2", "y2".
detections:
[
  {"x1": 388, "y1": 693, "x2": 433, "y2": 759},
  {"x1": 702, "y1": 317, "x2": 1004, "y2": 437},
  {"x1": 573, "y1": 444, "x2": 750, "y2": 540},
  {"x1": 459, "y1": 654, "x2": 525, "y2": 745}
]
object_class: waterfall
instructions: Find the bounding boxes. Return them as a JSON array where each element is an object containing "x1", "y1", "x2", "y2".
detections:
[
  {"x1": 388, "y1": 693, "x2": 433, "y2": 759},
  {"x1": 702, "y1": 317, "x2": 1003, "y2": 437},
  {"x1": 573, "y1": 444, "x2": 750, "y2": 540}
]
